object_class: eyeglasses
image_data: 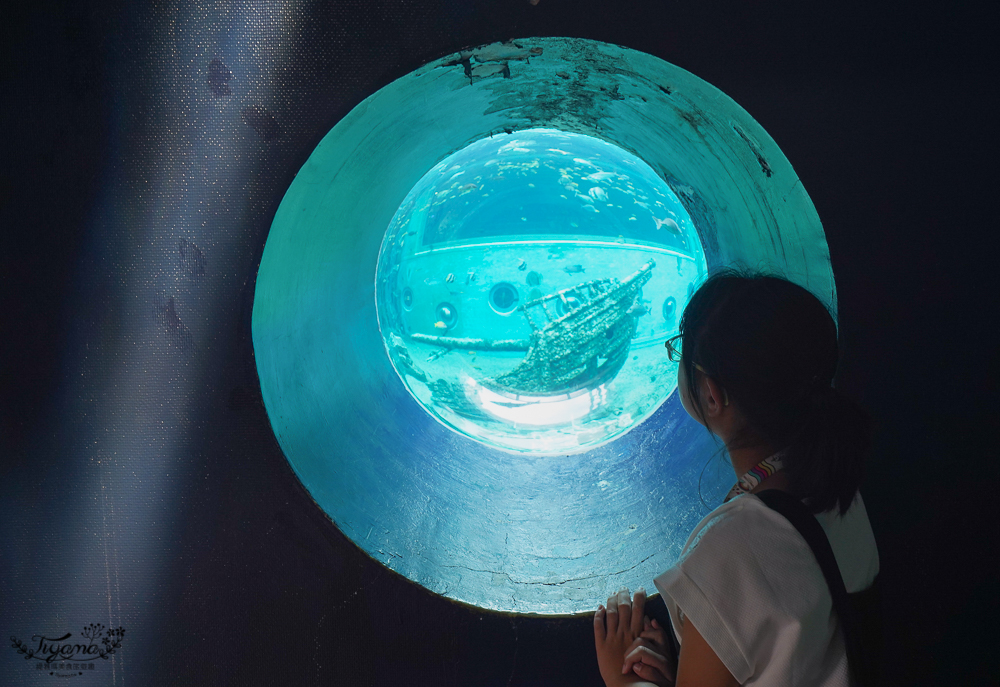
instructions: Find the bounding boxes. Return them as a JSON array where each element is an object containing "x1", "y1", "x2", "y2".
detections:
[
  {"x1": 664, "y1": 335, "x2": 707, "y2": 374},
  {"x1": 664, "y1": 335, "x2": 728, "y2": 406}
]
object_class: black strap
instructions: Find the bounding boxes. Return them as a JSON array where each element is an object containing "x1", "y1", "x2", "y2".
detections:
[{"x1": 756, "y1": 489, "x2": 879, "y2": 686}]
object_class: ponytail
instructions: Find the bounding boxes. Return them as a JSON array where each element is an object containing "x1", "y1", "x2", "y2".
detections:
[{"x1": 785, "y1": 386, "x2": 872, "y2": 515}]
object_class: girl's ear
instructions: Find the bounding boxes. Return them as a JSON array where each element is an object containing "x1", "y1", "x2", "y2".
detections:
[{"x1": 700, "y1": 376, "x2": 728, "y2": 418}]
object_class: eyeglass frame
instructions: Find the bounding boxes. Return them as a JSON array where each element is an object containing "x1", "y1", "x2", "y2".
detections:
[
  {"x1": 664, "y1": 334, "x2": 705, "y2": 372},
  {"x1": 664, "y1": 334, "x2": 729, "y2": 406}
]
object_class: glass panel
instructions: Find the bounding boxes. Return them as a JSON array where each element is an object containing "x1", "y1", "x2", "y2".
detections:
[{"x1": 375, "y1": 129, "x2": 708, "y2": 454}]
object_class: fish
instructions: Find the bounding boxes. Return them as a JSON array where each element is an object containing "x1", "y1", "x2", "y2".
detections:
[
  {"x1": 460, "y1": 183, "x2": 478, "y2": 192},
  {"x1": 563, "y1": 264, "x2": 586, "y2": 274},
  {"x1": 517, "y1": 259, "x2": 527, "y2": 271},
  {"x1": 446, "y1": 273, "x2": 455, "y2": 283},
  {"x1": 627, "y1": 302, "x2": 650, "y2": 316},
  {"x1": 585, "y1": 172, "x2": 616, "y2": 182},
  {"x1": 434, "y1": 321, "x2": 448, "y2": 330},
  {"x1": 588, "y1": 187, "x2": 609, "y2": 202},
  {"x1": 654, "y1": 217, "x2": 682, "y2": 235},
  {"x1": 498, "y1": 141, "x2": 527, "y2": 153}
]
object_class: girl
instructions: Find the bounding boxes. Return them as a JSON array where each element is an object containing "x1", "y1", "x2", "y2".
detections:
[{"x1": 594, "y1": 270, "x2": 879, "y2": 686}]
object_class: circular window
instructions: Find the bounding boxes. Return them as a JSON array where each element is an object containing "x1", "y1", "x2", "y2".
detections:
[
  {"x1": 554, "y1": 292, "x2": 583, "y2": 318},
  {"x1": 434, "y1": 302, "x2": 458, "y2": 330},
  {"x1": 489, "y1": 283, "x2": 520, "y2": 314},
  {"x1": 252, "y1": 38, "x2": 835, "y2": 614},
  {"x1": 662, "y1": 296, "x2": 677, "y2": 323},
  {"x1": 374, "y1": 128, "x2": 706, "y2": 454}
]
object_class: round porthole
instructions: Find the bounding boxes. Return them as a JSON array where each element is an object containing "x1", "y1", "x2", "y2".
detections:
[
  {"x1": 662, "y1": 296, "x2": 677, "y2": 323},
  {"x1": 374, "y1": 127, "x2": 705, "y2": 455},
  {"x1": 253, "y1": 37, "x2": 836, "y2": 614},
  {"x1": 434, "y1": 302, "x2": 458, "y2": 330},
  {"x1": 555, "y1": 293, "x2": 583, "y2": 317},
  {"x1": 489, "y1": 282, "x2": 519, "y2": 314}
]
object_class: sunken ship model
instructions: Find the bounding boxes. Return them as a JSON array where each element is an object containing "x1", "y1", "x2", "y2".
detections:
[{"x1": 411, "y1": 260, "x2": 655, "y2": 395}]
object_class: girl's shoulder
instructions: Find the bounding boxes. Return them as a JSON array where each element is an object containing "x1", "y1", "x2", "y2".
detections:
[
  {"x1": 683, "y1": 493, "x2": 787, "y2": 545},
  {"x1": 680, "y1": 494, "x2": 803, "y2": 560},
  {"x1": 683, "y1": 491, "x2": 879, "y2": 592},
  {"x1": 654, "y1": 492, "x2": 878, "y2": 685}
]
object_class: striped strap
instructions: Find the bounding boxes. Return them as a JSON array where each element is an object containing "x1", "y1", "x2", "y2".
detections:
[{"x1": 724, "y1": 451, "x2": 786, "y2": 503}]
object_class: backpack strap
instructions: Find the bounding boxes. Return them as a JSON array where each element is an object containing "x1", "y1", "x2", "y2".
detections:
[{"x1": 755, "y1": 489, "x2": 876, "y2": 686}]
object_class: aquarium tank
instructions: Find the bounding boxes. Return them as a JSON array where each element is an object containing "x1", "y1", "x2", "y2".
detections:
[{"x1": 376, "y1": 129, "x2": 707, "y2": 454}]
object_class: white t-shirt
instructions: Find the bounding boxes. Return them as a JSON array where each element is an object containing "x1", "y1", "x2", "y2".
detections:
[{"x1": 653, "y1": 492, "x2": 879, "y2": 686}]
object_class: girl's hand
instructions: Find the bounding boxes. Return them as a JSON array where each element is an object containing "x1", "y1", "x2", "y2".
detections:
[
  {"x1": 594, "y1": 587, "x2": 658, "y2": 687},
  {"x1": 623, "y1": 617, "x2": 676, "y2": 686}
]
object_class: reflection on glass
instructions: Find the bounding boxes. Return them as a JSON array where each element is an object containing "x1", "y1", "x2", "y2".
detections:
[{"x1": 375, "y1": 129, "x2": 708, "y2": 454}]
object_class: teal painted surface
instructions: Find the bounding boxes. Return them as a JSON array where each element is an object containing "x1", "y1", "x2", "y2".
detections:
[{"x1": 252, "y1": 38, "x2": 834, "y2": 614}]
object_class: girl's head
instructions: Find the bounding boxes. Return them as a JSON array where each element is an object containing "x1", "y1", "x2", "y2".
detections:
[{"x1": 677, "y1": 268, "x2": 871, "y2": 514}]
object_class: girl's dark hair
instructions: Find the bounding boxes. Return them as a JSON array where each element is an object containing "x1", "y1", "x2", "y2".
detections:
[{"x1": 679, "y1": 268, "x2": 872, "y2": 514}]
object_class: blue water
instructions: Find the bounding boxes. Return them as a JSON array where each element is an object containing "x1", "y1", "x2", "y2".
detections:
[{"x1": 375, "y1": 129, "x2": 708, "y2": 454}]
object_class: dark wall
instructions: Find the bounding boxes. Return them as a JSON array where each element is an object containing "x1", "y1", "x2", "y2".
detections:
[{"x1": 2, "y1": 1, "x2": 994, "y2": 685}]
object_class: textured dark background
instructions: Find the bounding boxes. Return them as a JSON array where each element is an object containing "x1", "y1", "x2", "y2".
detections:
[{"x1": 2, "y1": 1, "x2": 994, "y2": 685}]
